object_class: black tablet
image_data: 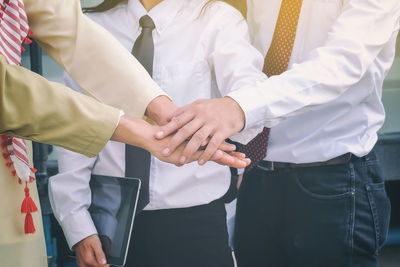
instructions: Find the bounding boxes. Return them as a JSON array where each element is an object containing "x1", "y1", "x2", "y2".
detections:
[{"x1": 87, "y1": 174, "x2": 141, "y2": 267}]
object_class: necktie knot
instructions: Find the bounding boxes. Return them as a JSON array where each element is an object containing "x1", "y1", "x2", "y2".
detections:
[{"x1": 139, "y1": 15, "x2": 155, "y2": 30}]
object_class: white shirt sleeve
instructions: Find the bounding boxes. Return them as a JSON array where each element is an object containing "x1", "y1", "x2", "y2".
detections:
[
  {"x1": 207, "y1": 3, "x2": 267, "y2": 144},
  {"x1": 229, "y1": 0, "x2": 400, "y2": 130},
  {"x1": 49, "y1": 147, "x2": 98, "y2": 249}
]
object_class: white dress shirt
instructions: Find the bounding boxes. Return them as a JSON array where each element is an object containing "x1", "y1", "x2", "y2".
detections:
[
  {"x1": 229, "y1": 0, "x2": 400, "y2": 163},
  {"x1": 49, "y1": 0, "x2": 266, "y2": 248}
]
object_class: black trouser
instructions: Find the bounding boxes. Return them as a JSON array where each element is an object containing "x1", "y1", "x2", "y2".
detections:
[
  {"x1": 125, "y1": 199, "x2": 234, "y2": 267},
  {"x1": 234, "y1": 151, "x2": 391, "y2": 267}
]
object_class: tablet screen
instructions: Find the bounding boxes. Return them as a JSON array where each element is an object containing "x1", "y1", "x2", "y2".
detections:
[{"x1": 89, "y1": 174, "x2": 141, "y2": 267}]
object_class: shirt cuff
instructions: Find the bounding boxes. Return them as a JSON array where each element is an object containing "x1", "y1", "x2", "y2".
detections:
[
  {"x1": 230, "y1": 126, "x2": 264, "y2": 145},
  {"x1": 60, "y1": 210, "x2": 98, "y2": 250},
  {"x1": 227, "y1": 83, "x2": 279, "y2": 131},
  {"x1": 82, "y1": 105, "x2": 121, "y2": 158}
]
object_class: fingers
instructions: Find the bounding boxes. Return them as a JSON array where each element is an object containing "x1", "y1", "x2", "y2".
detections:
[
  {"x1": 200, "y1": 140, "x2": 235, "y2": 152},
  {"x1": 166, "y1": 106, "x2": 185, "y2": 122},
  {"x1": 93, "y1": 240, "x2": 108, "y2": 266},
  {"x1": 213, "y1": 151, "x2": 251, "y2": 168},
  {"x1": 228, "y1": 151, "x2": 246, "y2": 159},
  {"x1": 198, "y1": 133, "x2": 225, "y2": 165},
  {"x1": 78, "y1": 249, "x2": 107, "y2": 267},
  {"x1": 155, "y1": 109, "x2": 194, "y2": 139},
  {"x1": 201, "y1": 138, "x2": 210, "y2": 147},
  {"x1": 75, "y1": 235, "x2": 108, "y2": 267},
  {"x1": 166, "y1": 119, "x2": 209, "y2": 163},
  {"x1": 77, "y1": 249, "x2": 98, "y2": 267},
  {"x1": 218, "y1": 141, "x2": 236, "y2": 152},
  {"x1": 210, "y1": 150, "x2": 224, "y2": 161},
  {"x1": 179, "y1": 124, "x2": 215, "y2": 164}
]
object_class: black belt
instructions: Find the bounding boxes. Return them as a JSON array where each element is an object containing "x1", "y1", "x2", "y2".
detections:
[{"x1": 257, "y1": 153, "x2": 353, "y2": 171}]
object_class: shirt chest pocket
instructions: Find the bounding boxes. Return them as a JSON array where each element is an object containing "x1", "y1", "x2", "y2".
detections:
[
  {"x1": 299, "y1": 0, "x2": 343, "y2": 54},
  {"x1": 154, "y1": 60, "x2": 212, "y2": 106},
  {"x1": 310, "y1": 0, "x2": 342, "y2": 18}
]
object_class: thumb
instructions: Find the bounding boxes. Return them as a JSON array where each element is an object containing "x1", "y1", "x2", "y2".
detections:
[{"x1": 93, "y1": 242, "x2": 107, "y2": 265}]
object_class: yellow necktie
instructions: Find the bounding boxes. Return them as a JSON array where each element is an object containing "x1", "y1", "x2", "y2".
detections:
[{"x1": 239, "y1": 0, "x2": 303, "y2": 172}]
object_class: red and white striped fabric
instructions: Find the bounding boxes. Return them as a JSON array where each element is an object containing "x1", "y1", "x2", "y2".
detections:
[
  {"x1": 6, "y1": 136, "x2": 31, "y2": 182},
  {"x1": 0, "y1": 0, "x2": 37, "y2": 235},
  {"x1": 0, "y1": 0, "x2": 29, "y2": 65},
  {"x1": 0, "y1": 0, "x2": 31, "y2": 182}
]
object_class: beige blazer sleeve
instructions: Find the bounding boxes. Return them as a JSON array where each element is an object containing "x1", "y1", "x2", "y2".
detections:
[
  {"x1": 0, "y1": 56, "x2": 120, "y2": 158},
  {"x1": 24, "y1": 0, "x2": 167, "y2": 118}
]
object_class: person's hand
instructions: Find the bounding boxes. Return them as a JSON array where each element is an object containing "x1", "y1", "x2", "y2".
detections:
[
  {"x1": 145, "y1": 95, "x2": 178, "y2": 125},
  {"x1": 154, "y1": 97, "x2": 245, "y2": 165},
  {"x1": 74, "y1": 234, "x2": 109, "y2": 267},
  {"x1": 111, "y1": 116, "x2": 250, "y2": 168},
  {"x1": 146, "y1": 125, "x2": 250, "y2": 168},
  {"x1": 99, "y1": 235, "x2": 112, "y2": 258}
]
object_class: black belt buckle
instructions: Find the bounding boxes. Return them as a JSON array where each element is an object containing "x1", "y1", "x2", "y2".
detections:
[{"x1": 257, "y1": 161, "x2": 275, "y2": 171}]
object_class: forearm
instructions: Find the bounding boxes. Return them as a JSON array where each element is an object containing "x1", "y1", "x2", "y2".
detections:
[
  {"x1": 230, "y1": 0, "x2": 400, "y2": 130},
  {"x1": 24, "y1": 0, "x2": 168, "y2": 118},
  {"x1": 0, "y1": 57, "x2": 119, "y2": 157},
  {"x1": 49, "y1": 149, "x2": 98, "y2": 249}
]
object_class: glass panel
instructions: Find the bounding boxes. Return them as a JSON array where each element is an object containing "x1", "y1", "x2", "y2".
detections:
[
  {"x1": 380, "y1": 34, "x2": 400, "y2": 134},
  {"x1": 81, "y1": 0, "x2": 102, "y2": 8}
]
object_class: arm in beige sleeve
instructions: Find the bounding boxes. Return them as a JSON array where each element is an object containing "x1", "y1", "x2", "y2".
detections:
[
  {"x1": 23, "y1": 0, "x2": 168, "y2": 118},
  {"x1": 0, "y1": 56, "x2": 120, "y2": 157}
]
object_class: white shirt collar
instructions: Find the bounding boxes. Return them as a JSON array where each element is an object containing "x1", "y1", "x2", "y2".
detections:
[{"x1": 127, "y1": 0, "x2": 185, "y2": 34}]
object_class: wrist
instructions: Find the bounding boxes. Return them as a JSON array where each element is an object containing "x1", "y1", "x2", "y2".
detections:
[
  {"x1": 74, "y1": 234, "x2": 98, "y2": 250},
  {"x1": 224, "y1": 96, "x2": 245, "y2": 131},
  {"x1": 111, "y1": 116, "x2": 153, "y2": 149},
  {"x1": 145, "y1": 95, "x2": 177, "y2": 125}
]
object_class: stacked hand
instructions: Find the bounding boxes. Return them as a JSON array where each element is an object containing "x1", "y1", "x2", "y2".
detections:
[
  {"x1": 153, "y1": 97, "x2": 246, "y2": 166},
  {"x1": 112, "y1": 115, "x2": 249, "y2": 168},
  {"x1": 111, "y1": 96, "x2": 249, "y2": 168}
]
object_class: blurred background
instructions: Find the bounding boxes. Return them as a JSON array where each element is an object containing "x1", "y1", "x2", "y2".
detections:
[{"x1": 20, "y1": 0, "x2": 400, "y2": 266}]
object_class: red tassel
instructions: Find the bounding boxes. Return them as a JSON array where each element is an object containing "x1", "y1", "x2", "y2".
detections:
[
  {"x1": 21, "y1": 46, "x2": 25, "y2": 52},
  {"x1": 11, "y1": 170, "x2": 16, "y2": 176},
  {"x1": 29, "y1": 176, "x2": 35, "y2": 183},
  {"x1": 21, "y1": 185, "x2": 38, "y2": 213},
  {"x1": 28, "y1": 30, "x2": 33, "y2": 37},
  {"x1": 21, "y1": 184, "x2": 38, "y2": 234},
  {"x1": 18, "y1": 178, "x2": 22, "y2": 184},
  {"x1": 24, "y1": 213, "x2": 36, "y2": 234},
  {"x1": 1, "y1": 141, "x2": 7, "y2": 148},
  {"x1": 24, "y1": 38, "x2": 32, "y2": 45},
  {"x1": 5, "y1": 161, "x2": 13, "y2": 167},
  {"x1": 2, "y1": 152, "x2": 10, "y2": 159},
  {"x1": 1, "y1": 135, "x2": 8, "y2": 140},
  {"x1": 30, "y1": 168, "x2": 37, "y2": 174}
]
